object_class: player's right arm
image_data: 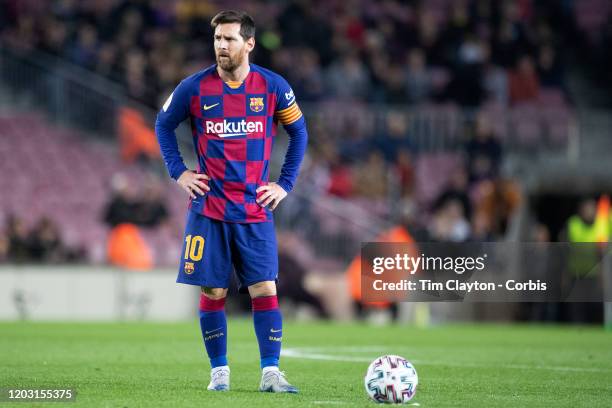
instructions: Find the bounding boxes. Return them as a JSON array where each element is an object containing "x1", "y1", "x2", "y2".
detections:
[{"x1": 155, "y1": 80, "x2": 209, "y2": 198}]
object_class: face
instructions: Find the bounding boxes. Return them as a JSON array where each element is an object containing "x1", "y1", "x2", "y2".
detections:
[
  {"x1": 214, "y1": 23, "x2": 254, "y2": 72},
  {"x1": 579, "y1": 199, "x2": 597, "y2": 223}
]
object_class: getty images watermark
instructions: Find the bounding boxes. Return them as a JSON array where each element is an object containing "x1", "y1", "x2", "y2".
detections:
[
  {"x1": 361, "y1": 242, "x2": 612, "y2": 302},
  {"x1": 371, "y1": 252, "x2": 546, "y2": 292}
]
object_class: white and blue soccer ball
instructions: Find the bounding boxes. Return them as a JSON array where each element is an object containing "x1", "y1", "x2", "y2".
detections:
[{"x1": 364, "y1": 355, "x2": 418, "y2": 404}]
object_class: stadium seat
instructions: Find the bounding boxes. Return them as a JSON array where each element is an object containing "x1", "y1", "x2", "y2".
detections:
[{"x1": 0, "y1": 113, "x2": 184, "y2": 265}]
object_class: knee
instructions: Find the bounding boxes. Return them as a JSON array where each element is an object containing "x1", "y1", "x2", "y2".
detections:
[
  {"x1": 248, "y1": 281, "x2": 277, "y2": 298},
  {"x1": 201, "y1": 287, "x2": 227, "y2": 300}
]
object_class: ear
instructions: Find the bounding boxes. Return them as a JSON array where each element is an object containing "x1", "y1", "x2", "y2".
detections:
[{"x1": 245, "y1": 36, "x2": 255, "y2": 53}]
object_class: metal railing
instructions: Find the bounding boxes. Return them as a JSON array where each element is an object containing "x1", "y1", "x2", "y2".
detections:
[
  {"x1": 0, "y1": 47, "x2": 126, "y2": 138},
  {"x1": 299, "y1": 101, "x2": 581, "y2": 159}
]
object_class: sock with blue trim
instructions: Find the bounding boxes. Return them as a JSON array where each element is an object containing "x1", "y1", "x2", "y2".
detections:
[
  {"x1": 252, "y1": 295, "x2": 282, "y2": 369},
  {"x1": 199, "y1": 294, "x2": 227, "y2": 368}
]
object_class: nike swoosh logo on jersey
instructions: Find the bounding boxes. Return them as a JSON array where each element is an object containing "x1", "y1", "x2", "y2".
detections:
[
  {"x1": 205, "y1": 327, "x2": 222, "y2": 335},
  {"x1": 270, "y1": 328, "x2": 282, "y2": 333},
  {"x1": 203, "y1": 103, "x2": 220, "y2": 110}
]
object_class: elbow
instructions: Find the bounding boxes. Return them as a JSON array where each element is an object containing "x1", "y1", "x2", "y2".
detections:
[{"x1": 154, "y1": 117, "x2": 166, "y2": 135}]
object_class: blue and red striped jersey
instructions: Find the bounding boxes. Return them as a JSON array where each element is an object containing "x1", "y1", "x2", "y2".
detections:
[{"x1": 156, "y1": 63, "x2": 308, "y2": 223}]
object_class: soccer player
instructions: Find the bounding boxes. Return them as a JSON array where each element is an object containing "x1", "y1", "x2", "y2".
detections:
[{"x1": 155, "y1": 10, "x2": 307, "y2": 393}]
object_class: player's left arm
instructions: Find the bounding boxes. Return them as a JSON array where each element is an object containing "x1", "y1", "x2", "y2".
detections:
[{"x1": 256, "y1": 78, "x2": 308, "y2": 210}]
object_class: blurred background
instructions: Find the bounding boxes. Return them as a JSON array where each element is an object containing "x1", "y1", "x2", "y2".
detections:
[{"x1": 0, "y1": 0, "x2": 611, "y2": 325}]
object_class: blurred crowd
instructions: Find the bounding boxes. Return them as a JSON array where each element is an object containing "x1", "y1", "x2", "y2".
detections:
[
  {"x1": 0, "y1": 0, "x2": 609, "y2": 248},
  {"x1": 0, "y1": 215, "x2": 86, "y2": 263},
  {"x1": 1, "y1": 0, "x2": 591, "y2": 107},
  {"x1": 299, "y1": 110, "x2": 519, "y2": 242},
  {"x1": 0, "y1": 173, "x2": 170, "y2": 265}
]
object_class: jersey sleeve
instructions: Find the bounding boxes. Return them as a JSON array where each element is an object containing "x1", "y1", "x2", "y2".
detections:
[
  {"x1": 155, "y1": 80, "x2": 192, "y2": 180},
  {"x1": 274, "y1": 76, "x2": 303, "y2": 126},
  {"x1": 272, "y1": 75, "x2": 308, "y2": 193}
]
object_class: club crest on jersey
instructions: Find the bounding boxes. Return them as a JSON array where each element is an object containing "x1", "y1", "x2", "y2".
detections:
[
  {"x1": 184, "y1": 262, "x2": 194, "y2": 275},
  {"x1": 249, "y1": 97, "x2": 264, "y2": 113}
]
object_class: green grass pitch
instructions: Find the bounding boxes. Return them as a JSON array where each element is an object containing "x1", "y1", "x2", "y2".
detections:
[{"x1": 1, "y1": 320, "x2": 611, "y2": 407}]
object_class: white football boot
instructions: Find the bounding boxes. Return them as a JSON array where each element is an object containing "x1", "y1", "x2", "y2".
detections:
[
  {"x1": 207, "y1": 366, "x2": 230, "y2": 391},
  {"x1": 259, "y1": 367, "x2": 298, "y2": 393}
]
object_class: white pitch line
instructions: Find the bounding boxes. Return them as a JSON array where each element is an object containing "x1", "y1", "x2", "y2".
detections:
[
  {"x1": 282, "y1": 348, "x2": 372, "y2": 363},
  {"x1": 282, "y1": 348, "x2": 612, "y2": 373},
  {"x1": 290, "y1": 346, "x2": 390, "y2": 352}
]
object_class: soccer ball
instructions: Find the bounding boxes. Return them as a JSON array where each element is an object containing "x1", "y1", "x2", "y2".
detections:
[{"x1": 364, "y1": 355, "x2": 418, "y2": 404}]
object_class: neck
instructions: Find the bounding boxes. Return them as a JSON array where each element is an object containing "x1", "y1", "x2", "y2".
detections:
[{"x1": 217, "y1": 61, "x2": 250, "y2": 82}]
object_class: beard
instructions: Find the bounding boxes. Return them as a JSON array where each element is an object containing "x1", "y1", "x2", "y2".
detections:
[{"x1": 216, "y1": 51, "x2": 244, "y2": 72}]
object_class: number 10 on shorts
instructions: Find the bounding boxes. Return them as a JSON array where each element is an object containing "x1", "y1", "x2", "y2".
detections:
[{"x1": 184, "y1": 235, "x2": 205, "y2": 261}]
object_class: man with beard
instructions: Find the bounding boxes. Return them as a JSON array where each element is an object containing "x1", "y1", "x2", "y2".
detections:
[{"x1": 155, "y1": 10, "x2": 307, "y2": 394}]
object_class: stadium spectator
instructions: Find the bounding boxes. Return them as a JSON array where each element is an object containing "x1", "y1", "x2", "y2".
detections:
[
  {"x1": 393, "y1": 148, "x2": 415, "y2": 197},
  {"x1": 138, "y1": 177, "x2": 170, "y2": 228},
  {"x1": 508, "y1": 55, "x2": 540, "y2": 104},
  {"x1": 0, "y1": 224, "x2": 8, "y2": 262},
  {"x1": 325, "y1": 145, "x2": 354, "y2": 198},
  {"x1": 5, "y1": 215, "x2": 30, "y2": 263},
  {"x1": 337, "y1": 120, "x2": 370, "y2": 160},
  {"x1": 490, "y1": 5, "x2": 527, "y2": 68},
  {"x1": 416, "y1": 10, "x2": 447, "y2": 67},
  {"x1": 39, "y1": 17, "x2": 69, "y2": 57},
  {"x1": 563, "y1": 197, "x2": 607, "y2": 323},
  {"x1": 67, "y1": 23, "x2": 99, "y2": 69},
  {"x1": 433, "y1": 166, "x2": 472, "y2": 221},
  {"x1": 404, "y1": 48, "x2": 432, "y2": 105},
  {"x1": 537, "y1": 45, "x2": 564, "y2": 89},
  {"x1": 473, "y1": 179, "x2": 521, "y2": 237},
  {"x1": 27, "y1": 217, "x2": 66, "y2": 263},
  {"x1": 103, "y1": 174, "x2": 141, "y2": 227},
  {"x1": 288, "y1": 48, "x2": 325, "y2": 102},
  {"x1": 104, "y1": 173, "x2": 169, "y2": 228},
  {"x1": 95, "y1": 43, "x2": 121, "y2": 81},
  {"x1": 532, "y1": 223, "x2": 551, "y2": 243},
  {"x1": 324, "y1": 50, "x2": 369, "y2": 100},
  {"x1": 300, "y1": 146, "x2": 331, "y2": 196},
  {"x1": 470, "y1": 210, "x2": 494, "y2": 241},
  {"x1": 354, "y1": 150, "x2": 388, "y2": 198},
  {"x1": 375, "y1": 111, "x2": 411, "y2": 161},
  {"x1": 429, "y1": 197, "x2": 471, "y2": 242},
  {"x1": 564, "y1": 197, "x2": 599, "y2": 242},
  {"x1": 465, "y1": 114, "x2": 503, "y2": 183},
  {"x1": 483, "y1": 60, "x2": 509, "y2": 105}
]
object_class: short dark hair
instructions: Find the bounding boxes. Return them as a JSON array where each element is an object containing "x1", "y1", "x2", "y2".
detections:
[{"x1": 211, "y1": 10, "x2": 256, "y2": 40}]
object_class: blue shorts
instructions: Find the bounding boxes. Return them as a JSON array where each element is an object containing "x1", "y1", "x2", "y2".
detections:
[{"x1": 177, "y1": 209, "x2": 278, "y2": 292}]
